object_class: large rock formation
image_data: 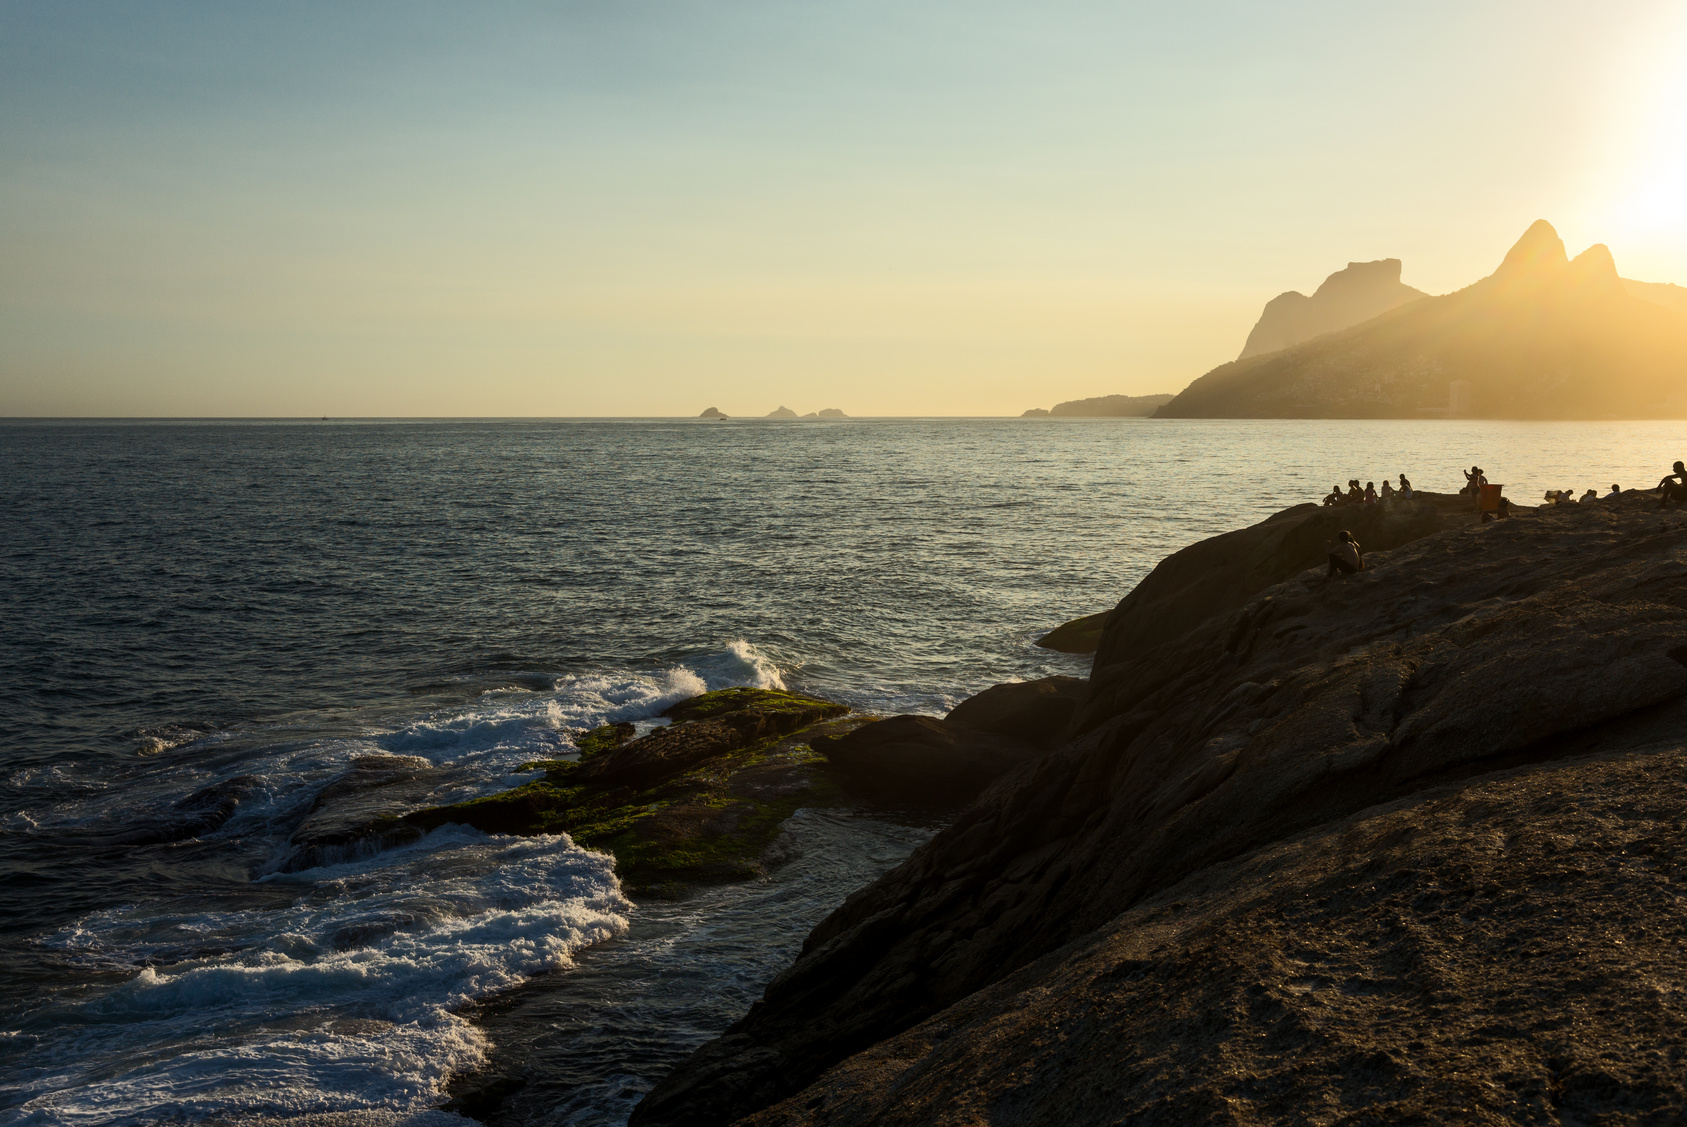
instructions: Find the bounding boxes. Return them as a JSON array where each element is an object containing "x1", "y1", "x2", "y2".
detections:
[
  {"x1": 1238, "y1": 258, "x2": 1427, "y2": 360},
  {"x1": 1039, "y1": 492, "x2": 1462, "y2": 656},
  {"x1": 633, "y1": 493, "x2": 1687, "y2": 1125},
  {"x1": 766, "y1": 406, "x2": 799, "y2": 418},
  {"x1": 1158, "y1": 220, "x2": 1687, "y2": 419},
  {"x1": 700, "y1": 407, "x2": 729, "y2": 419}
]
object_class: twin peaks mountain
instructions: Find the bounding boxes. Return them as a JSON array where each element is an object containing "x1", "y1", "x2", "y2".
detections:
[{"x1": 1160, "y1": 221, "x2": 1687, "y2": 419}]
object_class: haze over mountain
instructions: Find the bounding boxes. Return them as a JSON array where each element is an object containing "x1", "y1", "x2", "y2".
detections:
[
  {"x1": 1157, "y1": 221, "x2": 1687, "y2": 419},
  {"x1": 1238, "y1": 259, "x2": 1429, "y2": 360}
]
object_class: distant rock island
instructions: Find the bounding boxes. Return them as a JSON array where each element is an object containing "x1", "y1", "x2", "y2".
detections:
[
  {"x1": 1156, "y1": 220, "x2": 1687, "y2": 419},
  {"x1": 1238, "y1": 258, "x2": 1427, "y2": 360},
  {"x1": 698, "y1": 407, "x2": 728, "y2": 418},
  {"x1": 1020, "y1": 393, "x2": 1174, "y2": 418},
  {"x1": 766, "y1": 406, "x2": 798, "y2": 418}
]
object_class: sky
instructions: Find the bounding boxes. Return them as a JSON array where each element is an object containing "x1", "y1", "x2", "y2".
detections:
[{"x1": 4, "y1": 0, "x2": 1687, "y2": 417}]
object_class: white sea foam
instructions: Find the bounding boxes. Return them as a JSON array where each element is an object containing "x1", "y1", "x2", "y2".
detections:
[
  {"x1": 4, "y1": 642, "x2": 792, "y2": 1124},
  {"x1": 11, "y1": 828, "x2": 630, "y2": 1126}
]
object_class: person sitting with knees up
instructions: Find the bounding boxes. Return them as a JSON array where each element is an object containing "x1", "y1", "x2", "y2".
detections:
[
  {"x1": 1325, "y1": 531, "x2": 1363, "y2": 579},
  {"x1": 1322, "y1": 485, "x2": 1344, "y2": 506},
  {"x1": 1659, "y1": 462, "x2": 1687, "y2": 507}
]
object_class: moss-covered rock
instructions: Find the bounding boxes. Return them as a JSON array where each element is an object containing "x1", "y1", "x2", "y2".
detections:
[{"x1": 402, "y1": 688, "x2": 865, "y2": 894}]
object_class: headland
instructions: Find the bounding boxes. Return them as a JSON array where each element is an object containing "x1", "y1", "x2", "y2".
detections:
[{"x1": 629, "y1": 487, "x2": 1687, "y2": 1124}]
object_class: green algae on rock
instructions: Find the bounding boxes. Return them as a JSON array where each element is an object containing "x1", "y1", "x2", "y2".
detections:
[{"x1": 402, "y1": 688, "x2": 862, "y2": 893}]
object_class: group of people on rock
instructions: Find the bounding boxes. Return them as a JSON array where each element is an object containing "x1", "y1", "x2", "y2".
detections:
[
  {"x1": 1321, "y1": 474, "x2": 1412, "y2": 507},
  {"x1": 1321, "y1": 459, "x2": 1687, "y2": 582}
]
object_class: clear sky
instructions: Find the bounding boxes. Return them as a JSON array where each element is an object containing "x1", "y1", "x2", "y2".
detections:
[{"x1": 4, "y1": 0, "x2": 1686, "y2": 417}]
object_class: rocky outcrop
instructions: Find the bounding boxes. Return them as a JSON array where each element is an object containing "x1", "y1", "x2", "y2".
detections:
[
  {"x1": 766, "y1": 406, "x2": 799, "y2": 418},
  {"x1": 814, "y1": 677, "x2": 1083, "y2": 806},
  {"x1": 942, "y1": 675, "x2": 1084, "y2": 745},
  {"x1": 817, "y1": 408, "x2": 847, "y2": 418},
  {"x1": 1158, "y1": 220, "x2": 1687, "y2": 419},
  {"x1": 405, "y1": 689, "x2": 855, "y2": 890},
  {"x1": 1040, "y1": 493, "x2": 1459, "y2": 657},
  {"x1": 700, "y1": 407, "x2": 729, "y2": 418},
  {"x1": 742, "y1": 743, "x2": 1687, "y2": 1125},
  {"x1": 1020, "y1": 393, "x2": 1175, "y2": 418},
  {"x1": 1239, "y1": 258, "x2": 1427, "y2": 360},
  {"x1": 814, "y1": 716, "x2": 1041, "y2": 807},
  {"x1": 633, "y1": 492, "x2": 1687, "y2": 1125},
  {"x1": 1019, "y1": 408, "x2": 1051, "y2": 417}
]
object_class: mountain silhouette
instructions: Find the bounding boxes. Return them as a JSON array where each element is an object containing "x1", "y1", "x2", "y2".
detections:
[
  {"x1": 1159, "y1": 221, "x2": 1687, "y2": 419},
  {"x1": 1239, "y1": 259, "x2": 1427, "y2": 359}
]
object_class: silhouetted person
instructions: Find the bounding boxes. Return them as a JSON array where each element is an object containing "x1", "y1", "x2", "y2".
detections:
[
  {"x1": 1398, "y1": 473, "x2": 1413, "y2": 499},
  {"x1": 1581, "y1": 489, "x2": 1598, "y2": 503},
  {"x1": 1346, "y1": 479, "x2": 1363, "y2": 504},
  {"x1": 1609, "y1": 484, "x2": 1622, "y2": 497},
  {"x1": 1659, "y1": 462, "x2": 1687, "y2": 507},
  {"x1": 1363, "y1": 481, "x2": 1377, "y2": 504},
  {"x1": 1464, "y1": 465, "x2": 1481, "y2": 495},
  {"x1": 1380, "y1": 479, "x2": 1395, "y2": 500},
  {"x1": 1323, "y1": 485, "x2": 1343, "y2": 506},
  {"x1": 1325, "y1": 531, "x2": 1363, "y2": 579}
]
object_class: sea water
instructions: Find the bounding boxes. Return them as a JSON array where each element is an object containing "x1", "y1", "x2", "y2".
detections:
[{"x1": 3, "y1": 417, "x2": 1682, "y2": 1124}]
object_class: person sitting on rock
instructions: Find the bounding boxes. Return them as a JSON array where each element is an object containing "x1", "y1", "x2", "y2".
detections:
[
  {"x1": 1322, "y1": 485, "x2": 1344, "y2": 506},
  {"x1": 1380, "y1": 479, "x2": 1395, "y2": 501},
  {"x1": 1363, "y1": 481, "x2": 1378, "y2": 504},
  {"x1": 1346, "y1": 479, "x2": 1364, "y2": 504},
  {"x1": 1581, "y1": 488, "x2": 1599, "y2": 502},
  {"x1": 1609, "y1": 483, "x2": 1622, "y2": 497},
  {"x1": 1399, "y1": 473, "x2": 1413, "y2": 499},
  {"x1": 1658, "y1": 462, "x2": 1687, "y2": 507},
  {"x1": 1325, "y1": 531, "x2": 1363, "y2": 579}
]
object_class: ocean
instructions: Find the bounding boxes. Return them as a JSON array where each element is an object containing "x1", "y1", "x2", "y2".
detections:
[{"x1": 3, "y1": 416, "x2": 1683, "y2": 1125}]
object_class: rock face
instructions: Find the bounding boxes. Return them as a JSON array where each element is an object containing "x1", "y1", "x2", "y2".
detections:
[
  {"x1": 700, "y1": 407, "x2": 729, "y2": 418},
  {"x1": 817, "y1": 408, "x2": 848, "y2": 418},
  {"x1": 1239, "y1": 258, "x2": 1427, "y2": 360},
  {"x1": 633, "y1": 493, "x2": 1687, "y2": 1125},
  {"x1": 742, "y1": 745, "x2": 1687, "y2": 1125},
  {"x1": 1158, "y1": 220, "x2": 1687, "y2": 419},
  {"x1": 1040, "y1": 493, "x2": 1459, "y2": 658},
  {"x1": 814, "y1": 716, "x2": 1042, "y2": 806},
  {"x1": 766, "y1": 406, "x2": 799, "y2": 418},
  {"x1": 942, "y1": 675, "x2": 1084, "y2": 745}
]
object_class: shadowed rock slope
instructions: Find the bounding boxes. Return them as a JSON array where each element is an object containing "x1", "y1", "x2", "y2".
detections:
[
  {"x1": 634, "y1": 493, "x2": 1687, "y2": 1125},
  {"x1": 1041, "y1": 491, "x2": 1466, "y2": 657},
  {"x1": 1159, "y1": 220, "x2": 1687, "y2": 419}
]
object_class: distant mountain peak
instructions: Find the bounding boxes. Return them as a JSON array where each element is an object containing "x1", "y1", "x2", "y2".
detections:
[
  {"x1": 1239, "y1": 258, "x2": 1426, "y2": 360},
  {"x1": 1494, "y1": 219, "x2": 1569, "y2": 279}
]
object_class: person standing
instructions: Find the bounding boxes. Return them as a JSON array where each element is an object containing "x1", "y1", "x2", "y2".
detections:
[{"x1": 1399, "y1": 473, "x2": 1413, "y2": 500}]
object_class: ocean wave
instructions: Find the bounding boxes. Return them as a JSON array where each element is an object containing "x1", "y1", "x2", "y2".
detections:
[{"x1": 11, "y1": 827, "x2": 630, "y2": 1126}]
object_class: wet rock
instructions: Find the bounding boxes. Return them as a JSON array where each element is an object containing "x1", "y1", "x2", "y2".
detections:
[
  {"x1": 943, "y1": 675, "x2": 1085, "y2": 746},
  {"x1": 633, "y1": 494, "x2": 1687, "y2": 1126},
  {"x1": 403, "y1": 689, "x2": 864, "y2": 892},
  {"x1": 812, "y1": 716, "x2": 1041, "y2": 807},
  {"x1": 280, "y1": 754, "x2": 462, "y2": 872}
]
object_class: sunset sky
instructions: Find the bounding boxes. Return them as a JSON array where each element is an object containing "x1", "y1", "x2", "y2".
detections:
[{"x1": 4, "y1": 0, "x2": 1687, "y2": 417}]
